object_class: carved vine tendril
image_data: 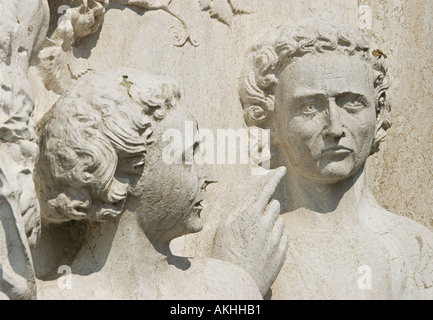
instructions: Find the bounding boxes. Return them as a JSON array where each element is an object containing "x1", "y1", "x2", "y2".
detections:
[
  {"x1": 114, "y1": 0, "x2": 199, "y2": 47},
  {"x1": 199, "y1": 0, "x2": 253, "y2": 26}
]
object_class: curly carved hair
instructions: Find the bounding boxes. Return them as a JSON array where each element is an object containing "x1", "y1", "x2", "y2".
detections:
[
  {"x1": 238, "y1": 20, "x2": 391, "y2": 154},
  {"x1": 35, "y1": 69, "x2": 181, "y2": 223}
]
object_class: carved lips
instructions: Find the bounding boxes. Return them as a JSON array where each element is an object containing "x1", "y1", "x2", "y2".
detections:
[
  {"x1": 320, "y1": 146, "x2": 353, "y2": 159},
  {"x1": 193, "y1": 193, "x2": 207, "y2": 210}
]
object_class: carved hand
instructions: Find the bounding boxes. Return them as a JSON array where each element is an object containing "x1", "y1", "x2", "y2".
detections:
[{"x1": 211, "y1": 166, "x2": 288, "y2": 297}]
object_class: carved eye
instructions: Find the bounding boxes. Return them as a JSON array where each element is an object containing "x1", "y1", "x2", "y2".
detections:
[
  {"x1": 183, "y1": 141, "x2": 199, "y2": 164},
  {"x1": 193, "y1": 141, "x2": 200, "y2": 156},
  {"x1": 342, "y1": 96, "x2": 368, "y2": 113},
  {"x1": 302, "y1": 104, "x2": 320, "y2": 115},
  {"x1": 343, "y1": 102, "x2": 364, "y2": 113},
  {"x1": 298, "y1": 96, "x2": 325, "y2": 116}
]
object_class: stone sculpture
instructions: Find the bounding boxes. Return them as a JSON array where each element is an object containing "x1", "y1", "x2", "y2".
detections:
[
  {"x1": 239, "y1": 20, "x2": 433, "y2": 299},
  {"x1": 1, "y1": 0, "x2": 431, "y2": 301},
  {"x1": 34, "y1": 69, "x2": 287, "y2": 299},
  {"x1": 0, "y1": 0, "x2": 49, "y2": 300}
]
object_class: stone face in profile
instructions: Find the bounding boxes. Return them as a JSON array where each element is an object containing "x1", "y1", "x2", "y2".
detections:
[
  {"x1": 34, "y1": 69, "x2": 286, "y2": 299},
  {"x1": 239, "y1": 20, "x2": 433, "y2": 299}
]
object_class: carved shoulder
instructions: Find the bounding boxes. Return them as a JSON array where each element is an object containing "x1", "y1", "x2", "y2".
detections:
[
  {"x1": 172, "y1": 258, "x2": 263, "y2": 300},
  {"x1": 367, "y1": 207, "x2": 433, "y2": 298}
]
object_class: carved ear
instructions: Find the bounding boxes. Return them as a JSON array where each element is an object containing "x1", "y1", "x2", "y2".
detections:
[
  {"x1": 104, "y1": 177, "x2": 128, "y2": 204},
  {"x1": 85, "y1": 177, "x2": 129, "y2": 222},
  {"x1": 371, "y1": 90, "x2": 391, "y2": 155}
]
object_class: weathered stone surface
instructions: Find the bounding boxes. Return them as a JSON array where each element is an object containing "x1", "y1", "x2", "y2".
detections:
[
  {"x1": 0, "y1": 0, "x2": 49, "y2": 300},
  {"x1": 33, "y1": 68, "x2": 287, "y2": 299},
  {"x1": 237, "y1": 19, "x2": 433, "y2": 299},
  {"x1": 0, "y1": 0, "x2": 431, "y2": 300}
]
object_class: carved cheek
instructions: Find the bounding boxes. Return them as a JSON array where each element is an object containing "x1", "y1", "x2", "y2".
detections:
[
  {"x1": 343, "y1": 108, "x2": 376, "y2": 158},
  {"x1": 284, "y1": 116, "x2": 322, "y2": 165},
  {"x1": 289, "y1": 113, "x2": 324, "y2": 143}
]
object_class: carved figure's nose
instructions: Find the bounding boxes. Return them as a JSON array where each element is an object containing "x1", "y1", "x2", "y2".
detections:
[{"x1": 324, "y1": 98, "x2": 345, "y2": 138}]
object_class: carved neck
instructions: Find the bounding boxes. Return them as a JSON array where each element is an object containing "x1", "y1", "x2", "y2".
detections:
[
  {"x1": 283, "y1": 162, "x2": 375, "y2": 227},
  {"x1": 71, "y1": 209, "x2": 171, "y2": 280}
]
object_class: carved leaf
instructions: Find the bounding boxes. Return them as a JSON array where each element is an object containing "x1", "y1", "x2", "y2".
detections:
[
  {"x1": 228, "y1": 0, "x2": 253, "y2": 14},
  {"x1": 372, "y1": 49, "x2": 388, "y2": 59},
  {"x1": 199, "y1": 0, "x2": 212, "y2": 10},
  {"x1": 114, "y1": 0, "x2": 172, "y2": 10},
  {"x1": 209, "y1": 0, "x2": 233, "y2": 25},
  {"x1": 200, "y1": 0, "x2": 252, "y2": 25}
]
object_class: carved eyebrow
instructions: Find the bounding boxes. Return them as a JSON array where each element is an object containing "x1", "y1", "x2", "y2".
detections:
[
  {"x1": 292, "y1": 89, "x2": 328, "y2": 100},
  {"x1": 336, "y1": 92, "x2": 371, "y2": 106},
  {"x1": 293, "y1": 90, "x2": 370, "y2": 102},
  {"x1": 336, "y1": 91, "x2": 367, "y2": 98},
  {"x1": 292, "y1": 92, "x2": 328, "y2": 104}
]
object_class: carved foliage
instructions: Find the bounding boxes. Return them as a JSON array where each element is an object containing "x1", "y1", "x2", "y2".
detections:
[
  {"x1": 199, "y1": 0, "x2": 253, "y2": 25},
  {"x1": 0, "y1": 0, "x2": 48, "y2": 300}
]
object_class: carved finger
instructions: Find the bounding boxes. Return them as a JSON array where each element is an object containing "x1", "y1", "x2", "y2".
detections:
[
  {"x1": 271, "y1": 233, "x2": 288, "y2": 272},
  {"x1": 263, "y1": 199, "x2": 281, "y2": 224},
  {"x1": 269, "y1": 217, "x2": 285, "y2": 247},
  {"x1": 276, "y1": 234, "x2": 289, "y2": 268},
  {"x1": 262, "y1": 233, "x2": 288, "y2": 294},
  {"x1": 251, "y1": 166, "x2": 286, "y2": 216}
]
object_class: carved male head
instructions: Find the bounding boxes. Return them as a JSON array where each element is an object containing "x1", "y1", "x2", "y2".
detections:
[
  {"x1": 35, "y1": 70, "x2": 211, "y2": 240},
  {"x1": 239, "y1": 20, "x2": 391, "y2": 183}
]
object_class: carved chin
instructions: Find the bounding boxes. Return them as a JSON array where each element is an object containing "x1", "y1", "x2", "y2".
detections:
[
  {"x1": 184, "y1": 208, "x2": 204, "y2": 234},
  {"x1": 314, "y1": 158, "x2": 364, "y2": 182},
  {"x1": 164, "y1": 208, "x2": 204, "y2": 241}
]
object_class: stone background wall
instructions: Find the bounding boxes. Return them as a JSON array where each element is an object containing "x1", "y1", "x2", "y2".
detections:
[
  {"x1": 29, "y1": 0, "x2": 432, "y2": 238},
  {"x1": 365, "y1": 0, "x2": 433, "y2": 231}
]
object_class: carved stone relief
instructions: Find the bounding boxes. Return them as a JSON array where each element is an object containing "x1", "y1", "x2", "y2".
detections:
[
  {"x1": 0, "y1": 0, "x2": 49, "y2": 300},
  {"x1": 33, "y1": 69, "x2": 287, "y2": 299},
  {"x1": 0, "y1": 0, "x2": 432, "y2": 301},
  {"x1": 238, "y1": 19, "x2": 433, "y2": 299},
  {"x1": 199, "y1": 0, "x2": 252, "y2": 26}
]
